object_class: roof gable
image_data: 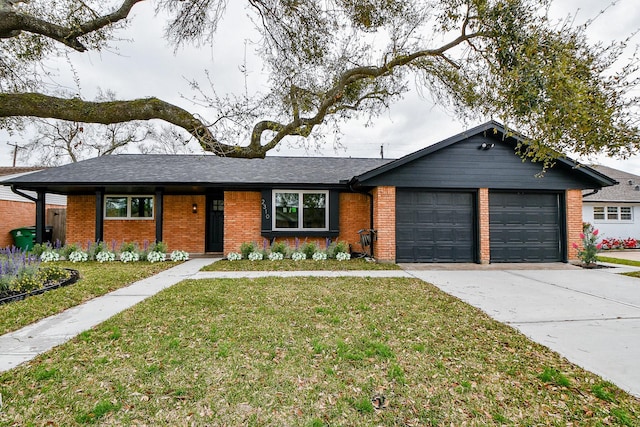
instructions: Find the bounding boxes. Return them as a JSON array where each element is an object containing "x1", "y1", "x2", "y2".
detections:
[{"x1": 353, "y1": 121, "x2": 616, "y2": 190}]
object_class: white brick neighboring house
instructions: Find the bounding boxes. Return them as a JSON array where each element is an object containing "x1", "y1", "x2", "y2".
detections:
[
  {"x1": 583, "y1": 166, "x2": 640, "y2": 242},
  {"x1": 0, "y1": 167, "x2": 67, "y2": 248}
]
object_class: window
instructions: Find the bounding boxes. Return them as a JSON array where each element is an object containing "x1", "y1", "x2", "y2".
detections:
[
  {"x1": 105, "y1": 196, "x2": 154, "y2": 219},
  {"x1": 593, "y1": 206, "x2": 633, "y2": 222},
  {"x1": 273, "y1": 191, "x2": 327, "y2": 230}
]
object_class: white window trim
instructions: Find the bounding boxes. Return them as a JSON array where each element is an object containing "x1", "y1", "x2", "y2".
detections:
[
  {"x1": 105, "y1": 195, "x2": 155, "y2": 220},
  {"x1": 272, "y1": 190, "x2": 329, "y2": 231},
  {"x1": 593, "y1": 205, "x2": 633, "y2": 223}
]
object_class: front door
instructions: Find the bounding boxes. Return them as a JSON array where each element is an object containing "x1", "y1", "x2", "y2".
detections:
[{"x1": 206, "y1": 194, "x2": 224, "y2": 252}]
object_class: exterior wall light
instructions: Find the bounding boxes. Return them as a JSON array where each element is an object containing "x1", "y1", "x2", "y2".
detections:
[
  {"x1": 192, "y1": 203, "x2": 198, "y2": 214},
  {"x1": 478, "y1": 142, "x2": 495, "y2": 150}
]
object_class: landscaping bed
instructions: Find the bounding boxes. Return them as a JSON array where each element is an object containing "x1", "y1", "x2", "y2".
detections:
[{"x1": 0, "y1": 268, "x2": 79, "y2": 305}]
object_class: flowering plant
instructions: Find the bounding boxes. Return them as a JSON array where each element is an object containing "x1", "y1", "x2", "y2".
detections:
[
  {"x1": 248, "y1": 251, "x2": 263, "y2": 261},
  {"x1": 119, "y1": 251, "x2": 140, "y2": 263},
  {"x1": 227, "y1": 252, "x2": 242, "y2": 261},
  {"x1": 268, "y1": 251, "x2": 284, "y2": 261},
  {"x1": 170, "y1": 250, "x2": 189, "y2": 261},
  {"x1": 40, "y1": 251, "x2": 60, "y2": 263},
  {"x1": 291, "y1": 251, "x2": 306, "y2": 261},
  {"x1": 336, "y1": 252, "x2": 351, "y2": 261},
  {"x1": 95, "y1": 251, "x2": 116, "y2": 263},
  {"x1": 312, "y1": 251, "x2": 327, "y2": 261},
  {"x1": 573, "y1": 225, "x2": 601, "y2": 266},
  {"x1": 68, "y1": 251, "x2": 88, "y2": 263},
  {"x1": 146, "y1": 251, "x2": 166, "y2": 263}
]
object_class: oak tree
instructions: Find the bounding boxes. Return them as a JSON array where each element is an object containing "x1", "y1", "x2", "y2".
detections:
[{"x1": 0, "y1": 0, "x2": 638, "y2": 160}]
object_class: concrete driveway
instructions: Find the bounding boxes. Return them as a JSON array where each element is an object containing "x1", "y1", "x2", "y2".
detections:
[{"x1": 403, "y1": 264, "x2": 640, "y2": 398}]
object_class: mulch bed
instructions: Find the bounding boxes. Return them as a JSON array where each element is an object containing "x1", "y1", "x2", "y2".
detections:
[{"x1": 0, "y1": 269, "x2": 80, "y2": 305}]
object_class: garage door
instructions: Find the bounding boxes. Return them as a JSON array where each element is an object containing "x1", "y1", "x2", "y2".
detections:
[
  {"x1": 489, "y1": 192, "x2": 561, "y2": 262},
  {"x1": 396, "y1": 190, "x2": 475, "y2": 262}
]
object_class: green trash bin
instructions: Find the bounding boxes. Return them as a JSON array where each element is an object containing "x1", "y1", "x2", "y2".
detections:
[{"x1": 10, "y1": 227, "x2": 36, "y2": 251}]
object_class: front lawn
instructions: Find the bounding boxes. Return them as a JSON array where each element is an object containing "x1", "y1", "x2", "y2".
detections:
[
  {"x1": 0, "y1": 261, "x2": 176, "y2": 336},
  {"x1": 1, "y1": 277, "x2": 638, "y2": 426},
  {"x1": 597, "y1": 256, "x2": 640, "y2": 268},
  {"x1": 202, "y1": 258, "x2": 401, "y2": 271}
]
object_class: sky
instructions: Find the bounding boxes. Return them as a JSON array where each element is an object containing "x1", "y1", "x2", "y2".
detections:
[{"x1": 2, "y1": 0, "x2": 640, "y2": 173}]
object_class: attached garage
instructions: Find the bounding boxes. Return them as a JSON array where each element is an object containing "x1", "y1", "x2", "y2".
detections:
[
  {"x1": 489, "y1": 192, "x2": 562, "y2": 262},
  {"x1": 352, "y1": 121, "x2": 615, "y2": 263},
  {"x1": 396, "y1": 190, "x2": 475, "y2": 262}
]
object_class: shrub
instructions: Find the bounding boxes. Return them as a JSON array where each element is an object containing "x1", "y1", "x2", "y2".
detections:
[
  {"x1": 312, "y1": 251, "x2": 327, "y2": 261},
  {"x1": 291, "y1": 252, "x2": 306, "y2": 261},
  {"x1": 68, "y1": 251, "x2": 88, "y2": 263},
  {"x1": 95, "y1": 251, "x2": 116, "y2": 263},
  {"x1": 60, "y1": 243, "x2": 81, "y2": 259},
  {"x1": 301, "y1": 242, "x2": 317, "y2": 259},
  {"x1": 170, "y1": 250, "x2": 189, "y2": 261},
  {"x1": 149, "y1": 241, "x2": 168, "y2": 254},
  {"x1": 248, "y1": 251, "x2": 263, "y2": 261},
  {"x1": 119, "y1": 251, "x2": 140, "y2": 263},
  {"x1": 573, "y1": 224, "x2": 601, "y2": 265},
  {"x1": 38, "y1": 265, "x2": 71, "y2": 284},
  {"x1": 270, "y1": 241, "x2": 287, "y2": 255},
  {"x1": 227, "y1": 252, "x2": 242, "y2": 261},
  {"x1": 146, "y1": 251, "x2": 166, "y2": 263},
  {"x1": 40, "y1": 251, "x2": 60, "y2": 263},
  {"x1": 268, "y1": 251, "x2": 284, "y2": 261},
  {"x1": 336, "y1": 252, "x2": 351, "y2": 261},
  {"x1": 240, "y1": 242, "x2": 256, "y2": 259}
]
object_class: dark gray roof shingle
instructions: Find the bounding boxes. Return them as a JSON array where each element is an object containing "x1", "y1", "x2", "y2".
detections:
[{"x1": 3, "y1": 154, "x2": 392, "y2": 188}]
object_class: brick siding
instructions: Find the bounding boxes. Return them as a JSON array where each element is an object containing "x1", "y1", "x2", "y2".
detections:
[
  {"x1": 223, "y1": 191, "x2": 262, "y2": 255},
  {"x1": 372, "y1": 186, "x2": 396, "y2": 261},
  {"x1": 478, "y1": 188, "x2": 490, "y2": 263},
  {"x1": 163, "y1": 195, "x2": 206, "y2": 254},
  {"x1": 0, "y1": 200, "x2": 65, "y2": 247},
  {"x1": 338, "y1": 192, "x2": 371, "y2": 253},
  {"x1": 566, "y1": 189, "x2": 583, "y2": 261}
]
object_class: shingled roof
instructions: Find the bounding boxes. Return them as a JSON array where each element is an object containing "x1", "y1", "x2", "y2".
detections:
[
  {"x1": 2, "y1": 155, "x2": 392, "y2": 194},
  {"x1": 583, "y1": 165, "x2": 640, "y2": 203}
]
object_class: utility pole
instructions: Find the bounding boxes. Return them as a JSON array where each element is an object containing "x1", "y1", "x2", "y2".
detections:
[{"x1": 7, "y1": 142, "x2": 24, "y2": 167}]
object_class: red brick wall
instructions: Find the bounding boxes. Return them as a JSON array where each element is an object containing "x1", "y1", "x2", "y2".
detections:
[
  {"x1": 0, "y1": 200, "x2": 65, "y2": 248},
  {"x1": 478, "y1": 188, "x2": 490, "y2": 263},
  {"x1": 163, "y1": 195, "x2": 206, "y2": 253},
  {"x1": 66, "y1": 195, "x2": 95, "y2": 248},
  {"x1": 224, "y1": 191, "x2": 262, "y2": 255},
  {"x1": 338, "y1": 192, "x2": 371, "y2": 252},
  {"x1": 566, "y1": 189, "x2": 583, "y2": 261},
  {"x1": 372, "y1": 186, "x2": 396, "y2": 261},
  {"x1": 67, "y1": 194, "x2": 207, "y2": 253}
]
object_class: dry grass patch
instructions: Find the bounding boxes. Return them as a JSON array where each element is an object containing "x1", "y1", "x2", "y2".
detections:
[
  {"x1": 0, "y1": 261, "x2": 176, "y2": 335},
  {"x1": 1, "y1": 277, "x2": 638, "y2": 426}
]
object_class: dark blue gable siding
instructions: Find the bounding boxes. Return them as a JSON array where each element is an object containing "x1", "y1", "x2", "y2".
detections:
[{"x1": 359, "y1": 135, "x2": 593, "y2": 190}]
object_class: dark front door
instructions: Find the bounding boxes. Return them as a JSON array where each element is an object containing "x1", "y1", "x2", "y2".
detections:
[{"x1": 206, "y1": 195, "x2": 224, "y2": 252}]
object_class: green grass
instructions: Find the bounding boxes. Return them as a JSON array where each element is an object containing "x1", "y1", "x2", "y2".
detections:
[
  {"x1": 597, "y1": 256, "x2": 640, "y2": 267},
  {"x1": 201, "y1": 258, "x2": 401, "y2": 271},
  {"x1": 0, "y1": 261, "x2": 176, "y2": 335},
  {"x1": 1, "y1": 276, "x2": 638, "y2": 426}
]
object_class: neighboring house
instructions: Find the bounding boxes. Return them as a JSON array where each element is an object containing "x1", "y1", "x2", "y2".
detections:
[
  {"x1": 0, "y1": 167, "x2": 67, "y2": 248},
  {"x1": 583, "y1": 165, "x2": 640, "y2": 240},
  {"x1": 1, "y1": 121, "x2": 615, "y2": 263}
]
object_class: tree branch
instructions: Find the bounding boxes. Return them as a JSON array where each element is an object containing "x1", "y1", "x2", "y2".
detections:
[
  {"x1": 0, "y1": 0, "x2": 143, "y2": 52},
  {"x1": 0, "y1": 92, "x2": 269, "y2": 158}
]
